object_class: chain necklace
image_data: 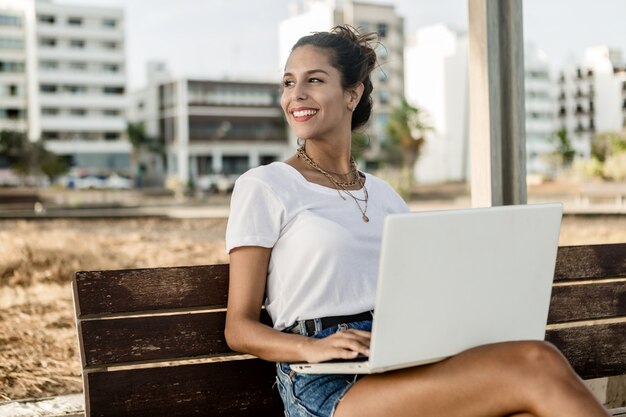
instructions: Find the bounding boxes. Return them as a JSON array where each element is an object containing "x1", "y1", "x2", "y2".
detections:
[{"x1": 296, "y1": 145, "x2": 370, "y2": 223}]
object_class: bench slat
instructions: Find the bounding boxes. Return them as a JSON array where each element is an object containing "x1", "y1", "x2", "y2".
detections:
[
  {"x1": 546, "y1": 321, "x2": 626, "y2": 380},
  {"x1": 548, "y1": 280, "x2": 626, "y2": 323},
  {"x1": 555, "y1": 244, "x2": 626, "y2": 282},
  {"x1": 79, "y1": 312, "x2": 230, "y2": 368},
  {"x1": 74, "y1": 264, "x2": 230, "y2": 316},
  {"x1": 86, "y1": 359, "x2": 283, "y2": 417},
  {"x1": 79, "y1": 310, "x2": 273, "y2": 368}
]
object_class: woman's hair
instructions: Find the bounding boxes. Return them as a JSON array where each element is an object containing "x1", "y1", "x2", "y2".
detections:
[{"x1": 291, "y1": 25, "x2": 379, "y2": 131}]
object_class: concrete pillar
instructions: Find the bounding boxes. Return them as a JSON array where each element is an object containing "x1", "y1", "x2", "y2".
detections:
[{"x1": 467, "y1": 0, "x2": 527, "y2": 207}]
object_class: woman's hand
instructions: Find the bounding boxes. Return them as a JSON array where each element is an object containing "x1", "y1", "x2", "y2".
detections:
[{"x1": 301, "y1": 329, "x2": 371, "y2": 363}]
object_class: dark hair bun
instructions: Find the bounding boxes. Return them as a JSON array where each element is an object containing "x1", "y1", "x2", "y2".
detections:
[{"x1": 291, "y1": 25, "x2": 379, "y2": 131}]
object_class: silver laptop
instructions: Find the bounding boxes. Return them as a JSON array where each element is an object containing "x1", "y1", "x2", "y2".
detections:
[{"x1": 290, "y1": 203, "x2": 563, "y2": 374}]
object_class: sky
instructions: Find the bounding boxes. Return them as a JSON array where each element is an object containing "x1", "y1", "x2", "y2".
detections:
[{"x1": 63, "y1": 0, "x2": 626, "y2": 89}]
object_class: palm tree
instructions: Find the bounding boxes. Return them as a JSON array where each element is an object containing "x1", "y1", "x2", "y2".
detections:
[
  {"x1": 126, "y1": 122, "x2": 163, "y2": 188},
  {"x1": 387, "y1": 98, "x2": 432, "y2": 192}
]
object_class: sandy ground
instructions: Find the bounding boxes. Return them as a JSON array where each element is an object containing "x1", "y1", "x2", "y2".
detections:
[{"x1": 0, "y1": 214, "x2": 625, "y2": 401}]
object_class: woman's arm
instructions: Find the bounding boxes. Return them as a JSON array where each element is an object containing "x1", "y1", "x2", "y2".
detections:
[{"x1": 224, "y1": 245, "x2": 371, "y2": 363}]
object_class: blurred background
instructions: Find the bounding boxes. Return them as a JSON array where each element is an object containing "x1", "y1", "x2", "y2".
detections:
[{"x1": 1, "y1": 0, "x2": 625, "y2": 407}]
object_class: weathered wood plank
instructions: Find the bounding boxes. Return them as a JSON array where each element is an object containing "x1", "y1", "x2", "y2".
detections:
[
  {"x1": 78, "y1": 310, "x2": 273, "y2": 367},
  {"x1": 611, "y1": 407, "x2": 626, "y2": 416},
  {"x1": 546, "y1": 321, "x2": 626, "y2": 380},
  {"x1": 86, "y1": 359, "x2": 283, "y2": 417},
  {"x1": 79, "y1": 312, "x2": 231, "y2": 368},
  {"x1": 548, "y1": 281, "x2": 626, "y2": 323},
  {"x1": 554, "y1": 244, "x2": 626, "y2": 282},
  {"x1": 74, "y1": 264, "x2": 230, "y2": 316}
]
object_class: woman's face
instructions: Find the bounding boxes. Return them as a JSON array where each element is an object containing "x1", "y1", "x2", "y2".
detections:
[{"x1": 281, "y1": 45, "x2": 353, "y2": 142}]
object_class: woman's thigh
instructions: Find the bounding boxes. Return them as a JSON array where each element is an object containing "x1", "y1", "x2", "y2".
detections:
[{"x1": 334, "y1": 340, "x2": 584, "y2": 417}]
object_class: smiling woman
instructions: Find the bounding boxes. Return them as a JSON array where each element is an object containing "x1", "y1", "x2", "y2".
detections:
[{"x1": 223, "y1": 25, "x2": 612, "y2": 417}]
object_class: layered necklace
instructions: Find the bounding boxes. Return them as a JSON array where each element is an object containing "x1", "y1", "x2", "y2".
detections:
[{"x1": 296, "y1": 145, "x2": 370, "y2": 223}]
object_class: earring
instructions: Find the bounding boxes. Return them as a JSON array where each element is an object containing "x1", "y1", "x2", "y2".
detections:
[{"x1": 297, "y1": 137, "x2": 305, "y2": 147}]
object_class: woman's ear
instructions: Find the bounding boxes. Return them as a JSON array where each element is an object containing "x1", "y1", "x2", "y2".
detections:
[{"x1": 347, "y1": 82, "x2": 365, "y2": 110}]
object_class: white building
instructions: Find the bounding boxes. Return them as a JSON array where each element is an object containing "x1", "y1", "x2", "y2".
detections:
[
  {"x1": 404, "y1": 24, "x2": 469, "y2": 184},
  {"x1": 525, "y1": 45, "x2": 558, "y2": 175},
  {"x1": 0, "y1": 0, "x2": 128, "y2": 174},
  {"x1": 405, "y1": 24, "x2": 559, "y2": 183},
  {"x1": 557, "y1": 46, "x2": 626, "y2": 161},
  {"x1": 0, "y1": 0, "x2": 28, "y2": 134},
  {"x1": 129, "y1": 66, "x2": 290, "y2": 187},
  {"x1": 279, "y1": 0, "x2": 405, "y2": 166}
]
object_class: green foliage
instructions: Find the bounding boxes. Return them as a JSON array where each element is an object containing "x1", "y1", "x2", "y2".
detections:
[
  {"x1": 591, "y1": 131, "x2": 626, "y2": 162},
  {"x1": 0, "y1": 130, "x2": 69, "y2": 180},
  {"x1": 351, "y1": 132, "x2": 370, "y2": 161},
  {"x1": 554, "y1": 128, "x2": 576, "y2": 166},
  {"x1": 384, "y1": 98, "x2": 432, "y2": 194}
]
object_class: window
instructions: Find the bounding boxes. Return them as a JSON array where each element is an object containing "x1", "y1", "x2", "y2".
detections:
[
  {"x1": 378, "y1": 90, "x2": 390, "y2": 105},
  {"x1": 70, "y1": 108, "x2": 86, "y2": 116},
  {"x1": 39, "y1": 38, "x2": 57, "y2": 47},
  {"x1": 41, "y1": 84, "x2": 57, "y2": 93},
  {"x1": 377, "y1": 23, "x2": 388, "y2": 38},
  {"x1": 0, "y1": 38, "x2": 24, "y2": 50},
  {"x1": 102, "y1": 63, "x2": 119, "y2": 72},
  {"x1": 102, "y1": 41, "x2": 117, "y2": 50},
  {"x1": 67, "y1": 17, "x2": 83, "y2": 26},
  {"x1": 64, "y1": 85, "x2": 87, "y2": 94},
  {"x1": 104, "y1": 132, "x2": 120, "y2": 140},
  {"x1": 40, "y1": 61, "x2": 58, "y2": 70},
  {"x1": 38, "y1": 15, "x2": 55, "y2": 24},
  {"x1": 103, "y1": 86, "x2": 124, "y2": 95},
  {"x1": 42, "y1": 108, "x2": 59, "y2": 116},
  {"x1": 69, "y1": 39, "x2": 85, "y2": 49},
  {"x1": 42, "y1": 131, "x2": 59, "y2": 140},
  {"x1": 0, "y1": 61, "x2": 25, "y2": 73},
  {"x1": 376, "y1": 68, "x2": 388, "y2": 82},
  {"x1": 0, "y1": 14, "x2": 22, "y2": 27},
  {"x1": 103, "y1": 109, "x2": 120, "y2": 117},
  {"x1": 102, "y1": 18, "x2": 117, "y2": 28},
  {"x1": 69, "y1": 62, "x2": 87, "y2": 71}
]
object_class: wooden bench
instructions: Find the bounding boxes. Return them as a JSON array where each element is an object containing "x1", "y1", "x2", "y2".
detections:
[{"x1": 72, "y1": 243, "x2": 626, "y2": 417}]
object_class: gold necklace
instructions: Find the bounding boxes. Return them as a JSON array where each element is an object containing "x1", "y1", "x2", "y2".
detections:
[
  {"x1": 296, "y1": 145, "x2": 370, "y2": 223},
  {"x1": 296, "y1": 146, "x2": 360, "y2": 187}
]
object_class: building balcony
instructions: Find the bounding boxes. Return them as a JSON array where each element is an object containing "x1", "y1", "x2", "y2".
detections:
[
  {"x1": 36, "y1": 25, "x2": 124, "y2": 41},
  {"x1": 37, "y1": 47, "x2": 125, "y2": 63},
  {"x1": 44, "y1": 139, "x2": 131, "y2": 155},
  {"x1": 38, "y1": 70, "x2": 126, "y2": 86},
  {"x1": 0, "y1": 96, "x2": 27, "y2": 108},
  {"x1": 0, "y1": 119, "x2": 26, "y2": 131},
  {"x1": 40, "y1": 115, "x2": 126, "y2": 131},
  {"x1": 39, "y1": 93, "x2": 126, "y2": 109}
]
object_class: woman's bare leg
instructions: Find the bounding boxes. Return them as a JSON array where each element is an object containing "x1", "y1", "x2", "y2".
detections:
[{"x1": 335, "y1": 341, "x2": 609, "y2": 417}]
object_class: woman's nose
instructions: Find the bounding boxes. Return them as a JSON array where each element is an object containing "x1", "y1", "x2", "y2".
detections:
[{"x1": 293, "y1": 83, "x2": 307, "y2": 100}]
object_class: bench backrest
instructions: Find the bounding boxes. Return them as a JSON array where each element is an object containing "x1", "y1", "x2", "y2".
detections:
[{"x1": 72, "y1": 243, "x2": 626, "y2": 417}]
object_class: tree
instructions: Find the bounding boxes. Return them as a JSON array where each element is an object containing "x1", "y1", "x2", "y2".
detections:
[
  {"x1": 554, "y1": 128, "x2": 576, "y2": 167},
  {"x1": 386, "y1": 98, "x2": 432, "y2": 192},
  {"x1": 591, "y1": 131, "x2": 626, "y2": 162},
  {"x1": 0, "y1": 130, "x2": 68, "y2": 182},
  {"x1": 126, "y1": 122, "x2": 163, "y2": 188}
]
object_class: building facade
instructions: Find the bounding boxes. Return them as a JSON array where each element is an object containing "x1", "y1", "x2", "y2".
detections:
[
  {"x1": 130, "y1": 70, "x2": 289, "y2": 188},
  {"x1": 279, "y1": 0, "x2": 405, "y2": 165},
  {"x1": 405, "y1": 25, "x2": 559, "y2": 183},
  {"x1": 557, "y1": 46, "x2": 626, "y2": 161},
  {"x1": 0, "y1": 0, "x2": 128, "y2": 175}
]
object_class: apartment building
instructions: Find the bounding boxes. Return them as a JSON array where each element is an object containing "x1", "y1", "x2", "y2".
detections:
[
  {"x1": 129, "y1": 68, "x2": 289, "y2": 187},
  {"x1": 279, "y1": 0, "x2": 405, "y2": 166},
  {"x1": 405, "y1": 25, "x2": 559, "y2": 183},
  {"x1": 0, "y1": 0, "x2": 128, "y2": 174},
  {"x1": 0, "y1": 0, "x2": 27, "y2": 135},
  {"x1": 557, "y1": 46, "x2": 626, "y2": 161}
]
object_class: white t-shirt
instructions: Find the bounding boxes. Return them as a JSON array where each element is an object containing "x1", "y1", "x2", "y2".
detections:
[{"x1": 225, "y1": 162, "x2": 410, "y2": 330}]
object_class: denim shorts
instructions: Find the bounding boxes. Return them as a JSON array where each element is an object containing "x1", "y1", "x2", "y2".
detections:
[{"x1": 276, "y1": 319, "x2": 372, "y2": 417}]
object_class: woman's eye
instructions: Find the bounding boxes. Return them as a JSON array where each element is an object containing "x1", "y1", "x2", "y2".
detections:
[
  {"x1": 283, "y1": 80, "x2": 294, "y2": 87},
  {"x1": 309, "y1": 78, "x2": 322, "y2": 83}
]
